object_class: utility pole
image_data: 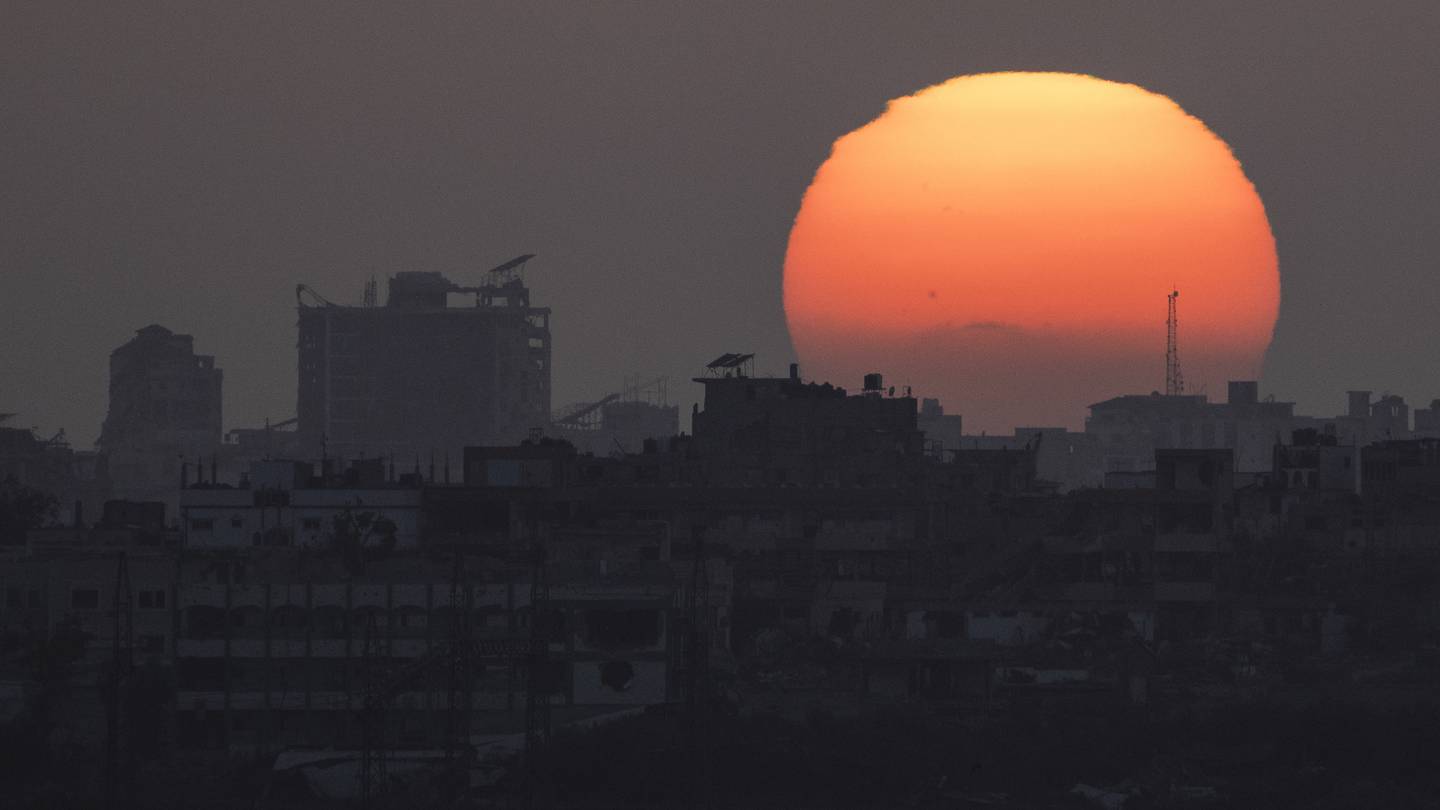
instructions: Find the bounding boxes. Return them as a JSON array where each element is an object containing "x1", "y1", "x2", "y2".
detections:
[
  {"x1": 686, "y1": 533, "x2": 712, "y2": 810},
  {"x1": 446, "y1": 550, "x2": 473, "y2": 770},
  {"x1": 1166, "y1": 289, "x2": 1185, "y2": 396},
  {"x1": 523, "y1": 539, "x2": 552, "y2": 809},
  {"x1": 105, "y1": 551, "x2": 134, "y2": 810},
  {"x1": 359, "y1": 612, "x2": 387, "y2": 807}
]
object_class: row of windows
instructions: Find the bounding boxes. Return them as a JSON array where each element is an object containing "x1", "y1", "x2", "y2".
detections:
[
  {"x1": 190, "y1": 517, "x2": 244, "y2": 531},
  {"x1": 191, "y1": 517, "x2": 323, "y2": 531},
  {"x1": 67, "y1": 588, "x2": 167, "y2": 611}
]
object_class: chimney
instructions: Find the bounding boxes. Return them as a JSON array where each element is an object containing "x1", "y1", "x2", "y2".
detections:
[{"x1": 789, "y1": 363, "x2": 799, "y2": 381}]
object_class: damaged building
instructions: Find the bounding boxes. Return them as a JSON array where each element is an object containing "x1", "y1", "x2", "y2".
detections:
[
  {"x1": 98, "y1": 324, "x2": 223, "y2": 512},
  {"x1": 295, "y1": 259, "x2": 551, "y2": 462}
]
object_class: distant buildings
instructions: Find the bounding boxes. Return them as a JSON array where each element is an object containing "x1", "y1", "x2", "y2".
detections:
[
  {"x1": 917, "y1": 398, "x2": 962, "y2": 456},
  {"x1": 295, "y1": 265, "x2": 552, "y2": 462},
  {"x1": 98, "y1": 324, "x2": 223, "y2": 509},
  {"x1": 17, "y1": 264, "x2": 1440, "y2": 794},
  {"x1": 551, "y1": 377, "x2": 680, "y2": 456},
  {"x1": 1084, "y1": 380, "x2": 1301, "y2": 474}
]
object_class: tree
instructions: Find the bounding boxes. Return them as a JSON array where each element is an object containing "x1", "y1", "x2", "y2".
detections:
[
  {"x1": 0, "y1": 615, "x2": 91, "y2": 796},
  {"x1": 0, "y1": 476, "x2": 58, "y2": 545},
  {"x1": 331, "y1": 507, "x2": 399, "y2": 573}
]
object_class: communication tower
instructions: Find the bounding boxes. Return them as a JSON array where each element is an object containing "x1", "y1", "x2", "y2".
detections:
[{"x1": 1166, "y1": 289, "x2": 1185, "y2": 396}]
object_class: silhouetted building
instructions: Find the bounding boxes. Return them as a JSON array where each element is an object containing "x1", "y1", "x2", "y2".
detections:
[
  {"x1": 1273, "y1": 428, "x2": 1357, "y2": 493},
  {"x1": 917, "y1": 398, "x2": 963, "y2": 456},
  {"x1": 1335, "y1": 390, "x2": 1412, "y2": 445},
  {"x1": 295, "y1": 264, "x2": 551, "y2": 462},
  {"x1": 551, "y1": 378, "x2": 680, "y2": 456},
  {"x1": 1086, "y1": 381, "x2": 1298, "y2": 475},
  {"x1": 689, "y1": 357, "x2": 923, "y2": 487},
  {"x1": 1414, "y1": 399, "x2": 1440, "y2": 438},
  {"x1": 956, "y1": 427, "x2": 1101, "y2": 491},
  {"x1": 98, "y1": 324, "x2": 223, "y2": 510}
]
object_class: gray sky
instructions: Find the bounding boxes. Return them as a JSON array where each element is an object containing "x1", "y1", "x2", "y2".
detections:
[{"x1": 3, "y1": 1, "x2": 1438, "y2": 444}]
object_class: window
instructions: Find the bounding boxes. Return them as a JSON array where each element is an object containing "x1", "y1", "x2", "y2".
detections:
[
  {"x1": 71, "y1": 588, "x2": 100, "y2": 610},
  {"x1": 138, "y1": 589, "x2": 167, "y2": 610},
  {"x1": 230, "y1": 516, "x2": 243, "y2": 528},
  {"x1": 140, "y1": 635, "x2": 165, "y2": 653},
  {"x1": 5, "y1": 588, "x2": 22, "y2": 610},
  {"x1": 190, "y1": 518, "x2": 214, "y2": 531},
  {"x1": 302, "y1": 518, "x2": 322, "y2": 531}
]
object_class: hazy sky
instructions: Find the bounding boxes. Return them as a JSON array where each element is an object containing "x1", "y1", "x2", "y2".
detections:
[{"x1": 3, "y1": 1, "x2": 1438, "y2": 444}]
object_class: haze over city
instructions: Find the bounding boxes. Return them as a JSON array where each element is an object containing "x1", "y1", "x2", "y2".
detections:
[
  {"x1": 4, "y1": 3, "x2": 1440, "y2": 809},
  {"x1": 4, "y1": 2, "x2": 1440, "y2": 443}
]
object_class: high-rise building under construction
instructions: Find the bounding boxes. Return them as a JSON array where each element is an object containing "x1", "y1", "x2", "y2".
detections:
[{"x1": 295, "y1": 258, "x2": 551, "y2": 463}]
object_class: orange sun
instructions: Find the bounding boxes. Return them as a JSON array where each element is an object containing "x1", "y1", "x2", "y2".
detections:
[{"x1": 783, "y1": 72, "x2": 1279, "y2": 432}]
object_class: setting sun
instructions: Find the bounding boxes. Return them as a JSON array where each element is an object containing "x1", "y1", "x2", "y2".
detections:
[{"x1": 783, "y1": 72, "x2": 1279, "y2": 431}]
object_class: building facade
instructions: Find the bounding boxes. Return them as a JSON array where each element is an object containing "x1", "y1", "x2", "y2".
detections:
[{"x1": 296, "y1": 268, "x2": 551, "y2": 462}]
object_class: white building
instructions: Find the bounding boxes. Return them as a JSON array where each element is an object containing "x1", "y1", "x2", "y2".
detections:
[{"x1": 179, "y1": 460, "x2": 422, "y2": 550}]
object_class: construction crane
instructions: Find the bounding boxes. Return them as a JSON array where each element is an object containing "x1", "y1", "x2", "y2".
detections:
[
  {"x1": 485, "y1": 254, "x2": 535, "y2": 283},
  {"x1": 296, "y1": 284, "x2": 338, "y2": 308},
  {"x1": 1166, "y1": 289, "x2": 1185, "y2": 396},
  {"x1": 297, "y1": 256, "x2": 537, "y2": 312},
  {"x1": 551, "y1": 376, "x2": 671, "y2": 430},
  {"x1": 551, "y1": 393, "x2": 622, "y2": 429}
]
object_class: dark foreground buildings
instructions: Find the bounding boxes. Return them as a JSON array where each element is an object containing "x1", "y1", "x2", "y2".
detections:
[
  {"x1": 11, "y1": 349, "x2": 1440, "y2": 806},
  {"x1": 10, "y1": 270, "x2": 1440, "y2": 806}
]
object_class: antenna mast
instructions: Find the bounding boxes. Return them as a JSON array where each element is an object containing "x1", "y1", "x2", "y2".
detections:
[{"x1": 1166, "y1": 289, "x2": 1184, "y2": 396}]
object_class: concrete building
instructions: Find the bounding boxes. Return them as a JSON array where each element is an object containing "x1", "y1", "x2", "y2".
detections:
[
  {"x1": 296, "y1": 264, "x2": 551, "y2": 462},
  {"x1": 1272, "y1": 428, "x2": 1358, "y2": 493},
  {"x1": 917, "y1": 398, "x2": 963, "y2": 457},
  {"x1": 1334, "y1": 390, "x2": 1412, "y2": 445},
  {"x1": 1413, "y1": 399, "x2": 1440, "y2": 438},
  {"x1": 956, "y1": 428, "x2": 1101, "y2": 491},
  {"x1": 552, "y1": 387, "x2": 680, "y2": 457},
  {"x1": 689, "y1": 356, "x2": 923, "y2": 488},
  {"x1": 178, "y1": 459, "x2": 422, "y2": 550},
  {"x1": 0, "y1": 420, "x2": 107, "y2": 528},
  {"x1": 98, "y1": 325, "x2": 223, "y2": 512},
  {"x1": 1086, "y1": 381, "x2": 1299, "y2": 475}
]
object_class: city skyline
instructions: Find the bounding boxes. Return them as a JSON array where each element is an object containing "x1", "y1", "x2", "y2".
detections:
[{"x1": 5, "y1": 2, "x2": 1440, "y2": 443}]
